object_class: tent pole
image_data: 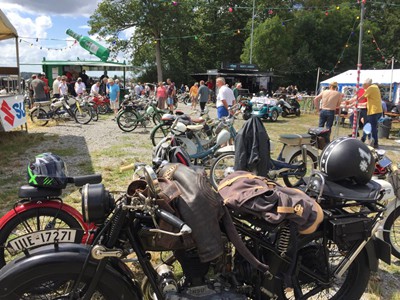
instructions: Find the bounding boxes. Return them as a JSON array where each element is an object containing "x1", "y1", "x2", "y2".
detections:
[
  {"x1": 352, "y1": 0, "x2": 365, "y2": 138},
  {"x1": 314, "y1": 67, "x2": 320, "y2": 96},
  {"x1": 389, "y1": 56, "x2": 394, "y2": 103}
]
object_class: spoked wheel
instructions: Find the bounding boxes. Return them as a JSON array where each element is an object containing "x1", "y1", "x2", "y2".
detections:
[
  {"x1": 0, "y1": 207, "x2": 82, "y2": 267},
  {"x1": 282, "y1": 150, "x2": 318, "y2": 187},
  {"x1": 209, "y1": 152, "x2": 235, "y2": 190},
  {"x1": 117, "y1": 111, "x2": 139, "y2": 132},
  {"x1": 74, "y1": 106, "x2": 92, "y2": 124},
  {"x1": 30, "y1": 108, "x2": 49, "y2": 126},
  {"x1": 151, "y1": 123, "x2": 172, "y2": 146},
  {"x1": 383, "y1": 206, "x2": 400, "y2": 259},
  {"x1": 0, "y1": 250, "x2": 140, "y2": 299},
  {"x1": 264, "y1": 233, "x2": 371, "y2": 300},
  {"x1": 97, "y1": 104, "x2": 109, "y2": 115}
]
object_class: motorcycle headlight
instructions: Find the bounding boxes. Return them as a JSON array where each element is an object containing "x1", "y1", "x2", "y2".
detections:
[{"x1": 81, "y1": 183, "x2": 115, "y2": 224}]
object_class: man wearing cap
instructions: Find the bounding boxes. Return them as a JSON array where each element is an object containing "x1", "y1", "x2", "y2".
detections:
[
  {"x1": 30, "y1": 73, "x2": 47, "y2": 105},
  {"x1": 358, "y1": 78, "x2": 383, "y2": 148},
  {"x1": 313, "y1": 81, "x2": 343, "y2": 141}
]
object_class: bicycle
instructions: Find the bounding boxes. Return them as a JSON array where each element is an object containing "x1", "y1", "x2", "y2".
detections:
[
  {"x1": 30, "y1": 95, "x2": 92, "y2": 126},
  {"x1": 116, "y1": 97, "x2": 165, "y2": 132}
]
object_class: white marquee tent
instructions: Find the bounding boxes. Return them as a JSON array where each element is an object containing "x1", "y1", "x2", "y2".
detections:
[{"x1": 320, "y1": 69, "x2": 400, "y2": 104}]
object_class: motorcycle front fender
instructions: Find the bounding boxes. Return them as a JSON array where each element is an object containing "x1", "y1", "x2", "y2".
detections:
[
  {"x1": 0, "y1": 243, "x2": 142, "y2": 298},
  {"x1": 365, "y1": 236, "x2": 391, "y2": 270},
  {"x1": 214, "y1": 145, "x2": 235, "y2": 156}
]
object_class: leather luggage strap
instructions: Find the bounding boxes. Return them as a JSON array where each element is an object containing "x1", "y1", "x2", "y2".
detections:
[{"x1": 218, "y1": 174, "x2": 276, "y2": 191}]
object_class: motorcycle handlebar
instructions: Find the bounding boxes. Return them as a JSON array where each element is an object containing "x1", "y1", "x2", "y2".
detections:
[
  {"x1": 67, "y1": 174, "x2": 102, "y2": 186},
  {"x1": 155, "y1": 208, "x2": 192, "y2": 234}
]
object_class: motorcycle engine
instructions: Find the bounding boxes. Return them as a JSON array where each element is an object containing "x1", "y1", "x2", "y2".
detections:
[{"x1": 161, "y1": 249, "x2": 248, "y2": 300}]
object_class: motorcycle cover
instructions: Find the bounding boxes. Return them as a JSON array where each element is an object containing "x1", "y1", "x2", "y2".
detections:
[{"x1": 218, "y1": 171, "x2": 323, "y2": 234}]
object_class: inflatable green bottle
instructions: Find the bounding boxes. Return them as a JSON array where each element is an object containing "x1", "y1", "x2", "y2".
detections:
[{"x1": 66, "y1": 29, "x2": 110, "y2": 62}]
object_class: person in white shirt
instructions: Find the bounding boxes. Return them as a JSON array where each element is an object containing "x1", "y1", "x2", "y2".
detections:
[
  {"x1": 58, "y1": 76, "x2": 68, "y2": 97},
  {"x1": 74, "y1": 77, "x2": 86, "y2": 96},
  {"x1": 90, "y1": 81, "x2": 101, "y2": 97},
  {"x1": 216, "y1": 77, "x2": 235, "y2": 119},
  {"x1": 52, "y1": 76, "x2": 61, "y2": 98}
]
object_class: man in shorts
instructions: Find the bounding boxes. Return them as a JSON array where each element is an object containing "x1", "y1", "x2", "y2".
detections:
[
  {"x1": 108, "y1": 78, "x2": 120, "y2": 119},
  {"x1": 166, "y1": 78, "x2": 176, "y2": 113}
]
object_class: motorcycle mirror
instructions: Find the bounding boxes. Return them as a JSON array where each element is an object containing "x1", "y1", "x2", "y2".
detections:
[{"x1": 363, "y1": 123, "x2": 372, "y2": 135}]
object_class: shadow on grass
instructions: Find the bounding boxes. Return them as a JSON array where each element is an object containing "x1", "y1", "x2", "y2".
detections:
[{"x1": 0, "y1": 131, "x2": 95, "y2": 213}]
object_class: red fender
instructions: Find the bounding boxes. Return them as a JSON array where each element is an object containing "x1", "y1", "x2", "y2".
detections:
[{"x1": 0, "y1": 201, "x2": 95, "y2": 244}]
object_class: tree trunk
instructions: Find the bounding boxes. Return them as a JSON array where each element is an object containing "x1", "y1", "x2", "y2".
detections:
[{"x1": 155, "y1": 39, "x2": 163, "y2": 82}]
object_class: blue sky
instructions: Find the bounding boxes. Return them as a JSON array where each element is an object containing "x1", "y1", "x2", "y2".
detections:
[{"x1": 0, "y1": 0, "x2": 133, "y2": 76}]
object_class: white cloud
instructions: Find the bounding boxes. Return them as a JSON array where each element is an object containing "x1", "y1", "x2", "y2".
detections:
[{"x1": 0, "y1": 0, "x2": 99, "y2": 17}]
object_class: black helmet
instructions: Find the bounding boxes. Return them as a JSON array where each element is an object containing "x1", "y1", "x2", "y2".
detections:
[
  {"x1": 319, "y1": 137, "x2": 374, "y2": 184},
  {"x1": 27, "y1": 153, "x2": 68, "y2": 189}
]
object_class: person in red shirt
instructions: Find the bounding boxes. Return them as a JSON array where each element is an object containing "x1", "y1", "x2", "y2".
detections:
[
  {"x1": 344, "y1": 84, "x2": 367, "y2": 135},
  {"x1": 41, "y1": 72, "x2": 50, "y2": 100}
]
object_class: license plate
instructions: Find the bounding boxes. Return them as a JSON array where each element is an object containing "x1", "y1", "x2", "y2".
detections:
[{"x1": 6, "y1": 229, "x2": 82, "y2": 255}]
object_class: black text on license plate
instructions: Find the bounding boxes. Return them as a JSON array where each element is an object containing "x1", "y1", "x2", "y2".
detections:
[{"x1": 6, "y1": 229, "x2": 80, "y2": 255}]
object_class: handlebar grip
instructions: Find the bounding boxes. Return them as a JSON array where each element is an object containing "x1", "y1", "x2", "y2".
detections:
[
  {"x1": 155, "y1": 209, "x2": 192, "y2": 234},
  {"x1": 68, "y1": 174, "x2": 102, "y2": 186},
  {"x1": 120, "y1": 163, "x2": 135, "y2": 172}
]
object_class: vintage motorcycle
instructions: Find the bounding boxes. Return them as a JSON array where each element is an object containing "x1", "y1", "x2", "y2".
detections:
[
  {"x1": 277, "y1": 96, "x2": 301, "y2": 118},
  {"x1": 0, "y1": 138, "x2": 392, "y2": 300}
]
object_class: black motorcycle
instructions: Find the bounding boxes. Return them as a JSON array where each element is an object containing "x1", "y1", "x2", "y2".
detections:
[
  {"x1": 278, "y1": 96, "x2": 301, "y2": 117},
  {"x1": 0, "y1": 162, "x2": 391, "y2": 299}
]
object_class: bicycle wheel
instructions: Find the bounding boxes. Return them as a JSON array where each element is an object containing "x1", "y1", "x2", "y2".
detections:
[
  {"x1": 282, "y1": 150, "x2": 318, "y2": 187},
  {"x1": 209, "y1": 152, "x2": 235, "y2": 190},
  {"x1": 383, "y1": 206, "x2": 400, "y2": 259},
  {"x1": 30, "y1": 108, "x2": 49, "y2": 126},
  {"x1": 74, "y1": 106, "x2": 92, "y2": 124},
  {"x1": 151, "y1": 123, "x2": 172, "y2": 146},
  {"x1": 117, "y1": 110, "x2": 139, "y2": 132},
  {"x1": 152, "y1": 111, "x2": 164, "y2": 125},
  {"x1": 0, "y1": 206, "x2": 82, "y2": 268}
]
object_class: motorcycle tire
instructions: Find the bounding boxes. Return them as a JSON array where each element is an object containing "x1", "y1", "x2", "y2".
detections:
[
  {"x1": 151, "y1": 123, "x2": 172, "y2": 146},
  {"x1": 295, "y1": 109, "x2": 301, "y2": 117},
  {"x1": 74, "y1": 106, "x2": 92, "y2": 124},
  {"x1": 282, "y1": 150, "x2": 318, "y2": 187},
  {"x1": 117, "y1": 110, "x2": 139, "y2": 132},
  {"x1": 0, "y1": 207, "x2": 82, "y2": 268},
  {"x1": 263, "y1": 232, "x2": 371, "y2": 300},
  {"x1": 209, "y1": 152, "x2": 236, "y2": 190},
  {"x1": 270, "y1": 110, "x2": 279, "y2": 122},
  {"x1": 97, "y1": 104, "x2": 109, "y2": 115},
  {"x1": 30, "y1": 108, "x2": 49, "y2": 126},
  {"x1": 281, "y1": 110, "x2": 288, "y2": 118},
  {"x1": 0, "y1": 245, "x2": 140, "y2": 299},
  {"x1": 383, "y1": 205, "x2": 400, "y2": 259}
]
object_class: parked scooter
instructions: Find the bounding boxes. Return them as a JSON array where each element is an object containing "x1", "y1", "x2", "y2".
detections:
[{"x1": 278, "y1": 95, "x2": 301, "y2": 117}]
